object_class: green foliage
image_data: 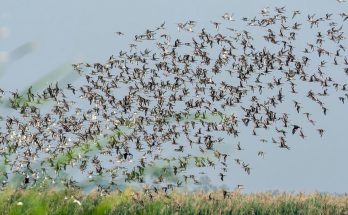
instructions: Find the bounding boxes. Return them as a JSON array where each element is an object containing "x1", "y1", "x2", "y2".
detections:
[
  {"x1": 1, "y1": 62, "x2": 79, "y2": 110},
  {"x1": 0, "y1": 42, "x2": 37, "y2": 77},
  {"x1": 0, "y1": 189, "x2": 347, "y2": 215}
]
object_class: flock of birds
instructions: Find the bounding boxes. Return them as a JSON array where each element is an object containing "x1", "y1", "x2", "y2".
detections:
[{"x1": 0, "y1": 6, "x2": 347, "y2": 195}]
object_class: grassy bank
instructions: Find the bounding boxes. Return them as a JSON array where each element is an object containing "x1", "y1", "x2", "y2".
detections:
[{"x1": 0, "y1": 188, "x2": 347, "y2": 215}]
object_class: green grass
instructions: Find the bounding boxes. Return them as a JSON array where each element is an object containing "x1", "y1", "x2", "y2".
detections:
[{"x1": 0, "y1": 188, "x2": 347, "y2": 215}]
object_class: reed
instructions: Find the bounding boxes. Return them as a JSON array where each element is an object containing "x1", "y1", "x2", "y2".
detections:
[{"x1": 0, "y1": 188, "x2": 347, "y2": 215}]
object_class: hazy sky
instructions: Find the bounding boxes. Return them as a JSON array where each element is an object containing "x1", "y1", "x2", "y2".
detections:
[{"x1": 1, "y1": 0, "x2": 348, "y2": 193}]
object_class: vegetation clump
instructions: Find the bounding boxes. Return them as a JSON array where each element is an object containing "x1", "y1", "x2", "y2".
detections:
[{"x1": 0, "y1": 188, "x2": 347, "y2": 215}]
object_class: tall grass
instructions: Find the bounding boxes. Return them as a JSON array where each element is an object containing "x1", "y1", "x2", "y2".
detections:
[{"x1": 0, "y1": 188, "x2": 347, "y2": 215}]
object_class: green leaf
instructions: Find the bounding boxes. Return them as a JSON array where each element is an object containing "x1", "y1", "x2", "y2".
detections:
[
  {"x1": 2, "y1": 62, "x2": 80, "y2": 109},
  {"x1": 0, "y1": 42, "x2": 37, "y2": 77}
]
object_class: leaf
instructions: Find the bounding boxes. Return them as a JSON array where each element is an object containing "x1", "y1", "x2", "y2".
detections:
[
  {"x1": 2, "y1": 62, "x2": 80, "y2": 109},
  {"x1": 21, "y1": 62, "x2": 78, "y2": 93},
  {"x1": 8, "y1": 42, "x2": 38, "y2": 63},
  {"x1": 0, "y1": 42, "x2": 38, "y2": 77}
]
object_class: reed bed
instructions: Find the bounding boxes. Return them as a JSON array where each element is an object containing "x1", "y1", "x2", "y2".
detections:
[{"x1": 0, "y1": 188, "x2": 347, "y2": 215}]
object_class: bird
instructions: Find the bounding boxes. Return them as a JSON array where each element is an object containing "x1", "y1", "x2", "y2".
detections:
[
  {"x1": 0, "y1": 6, "x2": 347, "y2": 193},
  {"x1": 219, "y1": 173, "x2": 226, "y2": 181},
  {"x1": 115, "y1": 31, "x2": 124, "y2": 36},
  {"x1": 317, "y1": 129, "x2": 325, "y2": 138},
  {"x1": 292, "y1": 125, "x2": 301, "y2": 134}
]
